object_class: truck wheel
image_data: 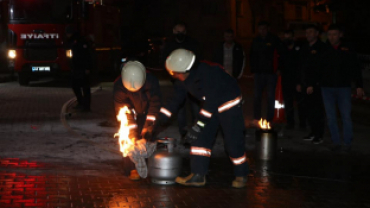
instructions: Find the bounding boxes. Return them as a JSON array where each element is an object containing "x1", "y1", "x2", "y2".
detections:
[{"x1": 18, "y1": 72, "x2": 29, "y2": 86}]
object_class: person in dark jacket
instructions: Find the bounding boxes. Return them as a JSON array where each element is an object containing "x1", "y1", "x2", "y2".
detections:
[
  {"x1": 319, "y1": 25, "x2": 364, "y2": 152},
  {"x1": 162, "y1": 21, "x2": 201, "y2": 138},
  {"x1": 297, "y1": 25, "x2": 328, "y2": 144},
  {"x1": 250, "y1": 21, "x2": 284, "y2": 124},
  {"x1": 212, "y1": 29, "x2": 245, "y2": 79},
  {"x1": 113, "y1": 61, "x2": 161, "y2": 180},
  {"x1": 158, "y1": 49, "x2": 249, "y2": 188},
  {"x1": 66, "y1": 26, "x2": 93, "y2": 111},
  {"x1": 279, "y1": 30, "x2": 306, "y2": 129}
]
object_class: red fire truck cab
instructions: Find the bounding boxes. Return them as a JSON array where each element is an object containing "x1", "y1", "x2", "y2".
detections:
[{"x1": 6, "y1": 0, "x2": 121, "y2": 85}]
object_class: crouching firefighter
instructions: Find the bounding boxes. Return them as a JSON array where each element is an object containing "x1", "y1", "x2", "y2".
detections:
[
  {"x1": 158, "y1": 49, "x2": 249, "y2": 188},
  {"x1": 113, "y1": 60, "x2": 161, "y2": 180}
]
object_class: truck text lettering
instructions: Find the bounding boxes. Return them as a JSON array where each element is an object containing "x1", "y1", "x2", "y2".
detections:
[{"x1": 20, "y1": 33, "x2": 59, "y2": 39}]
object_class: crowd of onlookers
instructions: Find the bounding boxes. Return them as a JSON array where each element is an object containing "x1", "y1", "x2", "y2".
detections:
[
  {"x1": 66, "y1": 20, "x2": 363, "y2": 184},
  {"x1": 68, "y1": 19, "x2": 363, "y2": 154},
  {"x1": 160, "y1": 21, "x2": 363, "y2": 153}
]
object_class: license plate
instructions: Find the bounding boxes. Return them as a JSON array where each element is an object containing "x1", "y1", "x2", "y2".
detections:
[{"x1": 32, "y1": 66, "x2": 50, "y2": 72}]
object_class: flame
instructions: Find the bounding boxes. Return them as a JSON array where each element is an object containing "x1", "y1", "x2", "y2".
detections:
[
  {"x1": 114, "y1": 106, "x2": 135, "y2": 157},
  {"x1": 258, "y1": 118, "x2": 271, "y2": 130}
]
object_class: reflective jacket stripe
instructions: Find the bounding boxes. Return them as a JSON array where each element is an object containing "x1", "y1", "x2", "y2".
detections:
[
  {"x1": 200, "y1": 109, "x2": 212, "y2": 118},
  {"x1": 275, "y1": 100, "x2": 284, "y2": 109},
  {"x1": 160, "y1": 107, "x2": 172, "y2": 117},
  {"x1": 197, "y1": 121, "x2": 205, "y2": 128},
  {"x1": 230, "y1": 153, "x2": 247, "y2": 165},
  {"x1": 128, "y1": 124, "x2": 138, "y2": 130},
  {"x1": 146, "y1": 115, "x2": 156, "y2": 121},
  {"x1": 218, "y1": 96, "x2": 242, "y2": 113},
  {"x1": 191, "y1": 147, "x2": 212, "y2": 157}
]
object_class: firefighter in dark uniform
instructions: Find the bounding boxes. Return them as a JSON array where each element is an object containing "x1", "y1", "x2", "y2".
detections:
[
  {"x1": 114, "y1": 61, "x2": 161, "y2": 180},
  {"x1": 158, "y1": 49, "x2": 249, "y2": 188},
  {"x1": 297, "y1": 25, "x2": 328, "y2": 144},
  {"x1": 65, "y1": 26, "x2": 93, "y2": 111}
]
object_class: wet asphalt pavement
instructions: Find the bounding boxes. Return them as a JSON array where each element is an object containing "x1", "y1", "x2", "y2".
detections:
[{"x1": 1, "y1": 77, "x2": 370, "y2": 207}]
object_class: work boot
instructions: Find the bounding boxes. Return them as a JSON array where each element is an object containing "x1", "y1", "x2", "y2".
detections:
[
  {"x1": 303, "y1": 133, "x2": 314, "y2": 141},
  {"x1": 312, "y1": 137, "x2": 323, "y2": 144},
  {"x1": 232, "y1": 176, "x2": 248, "y2": 188},
  {"x1": 128, "y1": 170, "x2": 140, "y2": 181},
  {"x1": 175, "y1": 173, "x2": 206, "y2": 187}
]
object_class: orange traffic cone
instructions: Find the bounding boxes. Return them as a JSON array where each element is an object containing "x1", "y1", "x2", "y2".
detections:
[{"x1": 273, "y1": 75, "x2": 285, "y2": 123}]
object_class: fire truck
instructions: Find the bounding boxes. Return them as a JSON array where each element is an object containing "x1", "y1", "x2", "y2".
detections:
[{"x1": 2, "y1": 0, "x2": 121, "y2": 85}]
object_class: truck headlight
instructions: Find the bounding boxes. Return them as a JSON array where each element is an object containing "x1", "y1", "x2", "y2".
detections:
[
  {"x1": 66, "y1": 50, "x2": 73, "y2": 58},
  {"x1": 8, "y1": 50, "x2": 16, "y2": 59}
]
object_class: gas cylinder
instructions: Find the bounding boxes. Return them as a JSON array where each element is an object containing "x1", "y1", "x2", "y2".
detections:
[{"x1": 148, "y1": 138, "x2": 182, "y2": 185}]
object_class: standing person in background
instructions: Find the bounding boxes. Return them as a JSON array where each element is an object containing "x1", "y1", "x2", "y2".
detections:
[
  {"x1": 297, "y1": 25, "x2": 328, "y2": 144},
  {"x1": 65, "y1": 26, "x2": 93, "y2": 112},
  {"x1": 320, "y1": 24, "x2": 364, "y2": 152},
  {"x1": 212, "y1": 29, "x2": 245, "y2": 79},
  {"x1": 280, "y1": 30, "x2": 306, "y2": 130},
  {"x1": 162, "y1": 21, "x2": 201, "y2": 139},
  {"x1": 250, "y1": 21, "x2": 283, "y2": 125}
]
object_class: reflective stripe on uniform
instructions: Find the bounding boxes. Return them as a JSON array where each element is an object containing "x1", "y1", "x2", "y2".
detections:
[
  {"x1": 131, "y1": 108, "x2": 136, "y2": 115},
  {"x1": 200, "y1": 109, "x2": 212, "y2": 118},
  {"x1": 230, "y1": 153, "x2": 247, "y2": 165},
  {"x1": 128, "y1": 124, "x2": 138, "y2": 130},
  {"x1": 197, "y1": 120, "x2": 205, "y2": 128},
  {"x1": 160, "y1": 107, "x2": 172, "y2": 117},
  {"x1": 191, "y1": 147, "x2": 212, "y2": 157},
  {"x1": 275, "y1": 100, "x2": 284, "y2": 109},
  {"x1": 146, "y1": 115, "x2": 156, "y2": 121},
  {"x1": 218, "y1": 96, "x2": 242, "y2": 113}
]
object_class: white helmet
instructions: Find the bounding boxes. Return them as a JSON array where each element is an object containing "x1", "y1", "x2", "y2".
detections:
[
  {"x1": 165, "y1": 49, "x2": 196, "y2": 74},
  {"x1": 121, "y1": 61, "x2": 146, "y2": 92}
]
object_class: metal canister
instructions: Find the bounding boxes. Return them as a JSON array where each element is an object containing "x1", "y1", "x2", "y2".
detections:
[
  {"x1": 255, "y1": 129, "x2": 278, "y2": 160},
  {"x1": 148, "y1": 138, "x2": 182, "y2": 185}
]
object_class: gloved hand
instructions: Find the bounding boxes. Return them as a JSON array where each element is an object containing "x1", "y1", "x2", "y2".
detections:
[
  {"x1": 141, "y1": 121, "x2": 155, "y2": 141},
  {"x1": 128, "y1": 130, "x2": 139, "y2": 141},
  {"x1": 142, "y1": 129, "x2": 153, "y2": 141},
  {"x1": 135, "y1": 139, "x2": 147, "y2": 151},
  {"x1": 185, "y1": 122, "x2": 204, "y2": 143}
]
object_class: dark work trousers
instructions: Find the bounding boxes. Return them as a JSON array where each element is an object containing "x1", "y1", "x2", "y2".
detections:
[
  {"x1": 122, "y1": 115, "x2": 146, "y2": 176},
  {"x1": 191, "y1": 105, "x2": 249, "y2": 177},
  {"x1": 177, "y1": 94, "x2": 200, "y2": 136},
  {"x1": 253, "y1": 74, "x2": 278, "y2": 122},
  {"x1": 281, "y1": 78, "x2": 306, "y2": 127},
  {"x1": 305, "y1": 86, "x2": 325, "y2": 138},
  {"x1": 72, "y1": 76, "x2": 91, "y2": 110}
]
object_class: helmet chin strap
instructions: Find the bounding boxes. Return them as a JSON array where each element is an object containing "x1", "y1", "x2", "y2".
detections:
[{"x1": 130, "y1": 80, "x2": 136, "y2": 90}]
